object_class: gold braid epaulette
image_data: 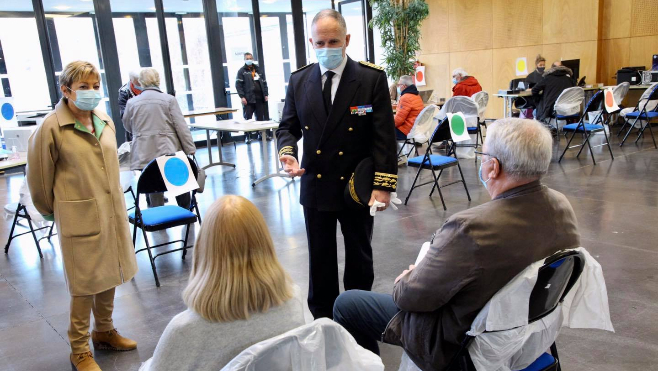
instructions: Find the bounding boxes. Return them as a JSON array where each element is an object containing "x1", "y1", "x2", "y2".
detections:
[
  {"x1": 278, "y1": 146, "x2": 295, "y2": 157},
  {"x1": 292, "y1": 63, "x2": 315, "y2": 74},
  {"x1": 373, "y1": 172, "x2": 398, "y2": 190},
  {"x1": 359, "y1": 61, "x2": 385, "y2": 71}
]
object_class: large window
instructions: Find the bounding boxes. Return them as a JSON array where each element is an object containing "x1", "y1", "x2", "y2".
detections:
[
  {"x1": 0, "y1": 4, "x2": 53, "y2": 113},
  {"x1": 302, "y1": 1, "x2": 333, "y2": 64},
  {"x1": 43, "y1": 3, "x2": 109, "y2": 113},
  {"x1": 338, "y1": 0, "x2": 366, "y2": 62}
]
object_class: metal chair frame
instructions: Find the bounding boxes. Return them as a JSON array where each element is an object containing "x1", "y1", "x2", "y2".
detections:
[
  {"x1": 404, "y1": 118, "x2": 471, "y2": 210},
  {"x1": 618, "y1": 84, "x2": 658, "y2": 148},
  {"x1": 4, "y1": 203, "x2": 56, "y2": 259}
]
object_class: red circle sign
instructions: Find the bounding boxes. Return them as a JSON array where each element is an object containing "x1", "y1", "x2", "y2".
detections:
[
  {"x1": 416, "y1": 71, "x2": 424, "y2": 82},
  {"x1": 605, "y1": 91, "x2": 614, "y2": 107}
]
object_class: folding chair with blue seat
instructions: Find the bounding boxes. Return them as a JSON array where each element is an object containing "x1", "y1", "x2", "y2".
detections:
[
  {"x1": 617, "y1": 82, "x2": 658, "y2": 138},
  {"x1": 439, "y1": 96, "x2": 481, "y2": 162},
  {"x1": 559, "y1": 90, "x2": 614, "y2": 164},
  {"x1": 129, "y1": 156, "x2": 201, "y2": 287},
  {"x1": 404, "y1": 118, "x2": 471, "y2": 210},
  {"x1": 618, "y1": 83, "x2": 658, "y2": 148},
  {"x1": 444, "y1": 250, "x2": 586, "y2": 371},
  {"x1": 397, "y1": 104, "x2": 437, "y2": 159},
  {"x1": 543, "y1": 87, "x2": 584, "y2": 135}
]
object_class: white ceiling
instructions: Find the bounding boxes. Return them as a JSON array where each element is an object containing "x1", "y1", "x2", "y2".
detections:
[{"x1": 0, "y1": 0, "x2": 336, "y2": 14}]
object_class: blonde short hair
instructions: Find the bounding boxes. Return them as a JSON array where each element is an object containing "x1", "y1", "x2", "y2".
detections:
[
  {"x1": 182, "y1": 195, "x2": 293, "y2": 322},
  {"x1": 138, "y1": 67, "x2": 160, "y2": 88},
  {"x1": 59, "y1": 61, "x2": 100, "y2": 88}
]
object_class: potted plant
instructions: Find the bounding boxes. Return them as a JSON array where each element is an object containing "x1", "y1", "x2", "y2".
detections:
[{"x1": 369, "y1": 0, "x2": 429, "y2": 81}]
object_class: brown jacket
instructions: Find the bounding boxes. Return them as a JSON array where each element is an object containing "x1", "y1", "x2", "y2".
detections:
[
  {"x1": 383, "y1": 181, "x2": 580, "y2": 371},
  {"x1": 27, "y1": 100, "x2": 138, "y2": 296}
]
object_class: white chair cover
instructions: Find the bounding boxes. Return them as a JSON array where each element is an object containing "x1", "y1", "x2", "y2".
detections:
[
  {"x1": 4, "y1": 178, "x2": 48, "y2": 225},
  {"x1": 553, "y1": 87, "x2": 585, "y2": 117},
  {"x1": 612, "y1": 82, "x2": 630, "y2": 106},
  {"x1": 118, "y1": 141, "x2": 132, "y2": 171},
  {"x1": 436, "y1": 96, "x2": 479, "y2": 158},
  {"x1": 407, "y1": 104, "x2": 437, "y2": 143},
  {"x1": 466, "y1": 247, "x2": 614, "y2": 371},
  {"x1": 471, "y1": 91, "x2": 489, "y2": 119},
  {"x1": 221, "y1": 318, "x2": 384, "y2": 371}
]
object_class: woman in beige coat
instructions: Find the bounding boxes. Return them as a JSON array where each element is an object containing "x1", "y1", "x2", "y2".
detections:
[{"x1": 27, "y1": 61, "x2": 138, "y2": 371}]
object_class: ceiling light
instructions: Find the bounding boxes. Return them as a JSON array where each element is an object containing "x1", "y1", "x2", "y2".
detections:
[{"x1": 53, "y1": 5, "x2": 71, "y2": 10}]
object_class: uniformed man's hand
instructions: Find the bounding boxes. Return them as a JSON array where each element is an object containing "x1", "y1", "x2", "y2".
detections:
[
  {"x1": 265, "y1": 96, "x2": 269, "y2": 102},
  {"x1": 369, "y1": 190, "x2": 391, "y2": 212},
  {"x1": 241, "y1": 97, "x2": 247, "y2": 105},
  {"x1": 280, "y1": 155, "x2": 305, "y2": 177}
]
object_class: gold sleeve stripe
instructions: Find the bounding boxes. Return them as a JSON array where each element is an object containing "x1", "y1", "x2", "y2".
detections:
[
  {"x1": 278, "y1": 146, "x2": 294, "y2": 157},
  {"x1": 373, "y1": 172, "x2": 398, "y2": 190}
]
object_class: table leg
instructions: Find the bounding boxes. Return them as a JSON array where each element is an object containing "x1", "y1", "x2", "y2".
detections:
[
  {"x1": 252, "y1": 129, "x2": 291, "y2": 187},
  {"x1": 201, "y1": 129, "x2": 236, "y2": 170}
]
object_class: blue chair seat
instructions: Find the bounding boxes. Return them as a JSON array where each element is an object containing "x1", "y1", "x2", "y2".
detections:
[
  {"x1": 625, "y1": 111, "x2": 658, "y2": 119},
  {"x1": 467, "y1": 126, "x2": 478, "y2": 133},
  {"x1": 129, "y1": 205, "x2": 197, "y2": 231},
  {"x1": 555, "y1": 114, "x2": 580, "y2": 120},
  {"x1": 562, "y1": 123, "x2": 604, "y2": 132},
  {"x1": 408, "y1": 154, "x2": 458, "y2": 169},
  {"x1": 519, "y1": 352, "x2": 557, "y2": 371}
]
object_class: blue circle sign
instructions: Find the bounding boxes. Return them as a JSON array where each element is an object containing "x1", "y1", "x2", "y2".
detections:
[
  {"x1": 1, "y1": 103, "x2": 14, "y2": 121},
  {"x1": 163, "y1": 157, "x2": 189, "y2": 186}
]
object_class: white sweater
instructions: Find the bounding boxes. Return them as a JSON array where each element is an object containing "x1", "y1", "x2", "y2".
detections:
[{"x1": 139, "y1": 286, "x2": 305, "y2": 371}]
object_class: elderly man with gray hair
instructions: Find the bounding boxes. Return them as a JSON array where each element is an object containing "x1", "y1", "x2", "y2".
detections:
[
  {"x1": 118, "y1": 69, "x2": 143, "y2": 141},
  {"x1": 452, "y1": 67, "x2": 482, "y2": 97},
  {"x1": 334, "y1": 118, "x2": 581, "y2": 371}
]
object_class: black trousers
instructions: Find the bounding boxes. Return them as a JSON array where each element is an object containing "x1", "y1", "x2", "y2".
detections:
[
  {"x1": 303, "y1": 206, "x2": 375, "y2": 319},
  {"x1": 243, "y1": 96, "x2": 269, "y2": 121}
]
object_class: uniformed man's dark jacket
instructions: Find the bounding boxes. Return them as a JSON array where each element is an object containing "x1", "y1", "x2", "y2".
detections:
[
  {"x1": 236, "y1": 64, "x2": 269, "y2": 104},
  {"x1": 276, "y1": 57, "x2": 398, "y2": 211}
]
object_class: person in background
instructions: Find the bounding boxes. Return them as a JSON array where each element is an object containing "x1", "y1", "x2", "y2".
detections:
[
  {"x1": 525, "y1": 54, "x2": 546, "y2": 87},
  {"x1": 394, "y1": 75, "x2": 424, "y2": 159},
  {"x1": 117, "y1": 70, "x2": 142, "y2": 142},
  {"x1": 122, "y1": 67, "x2": 196, "y2": 208},
  {"x1": 28, "y1": 61, "x2": 139, "y2": 371},
  {"x1": 551, "y1": 61, "x2": 562, "y2": 68},
  {"x1": 532, "y1": 64, "x2": 576, "y2": 122},
  {"x1": 334, "y1": 118, "x2": 580, "y2": 371},
  {"x1": 389, "y1": 82, "x2": 400, "y2": 102},
  {"x1": 236, "y1": 52, "x2": 270, "y2": 142},
  {"x1": 452, "y1": 68, "x2": 482, "y2": 97},
  {"x1": 139, "y1": 196, "x2": 305, "y2": 371}
]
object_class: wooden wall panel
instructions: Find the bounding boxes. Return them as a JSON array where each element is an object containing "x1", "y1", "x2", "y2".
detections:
[
  {"x1": 542, "y1": 0, "x2": 599, "y2": 44},
  {"x1": 419, "y1": 0, "x2": 450, "y2": 54},
  {"x1": 629, "y1": 35, "x2": 658, "y2": 68},
  {"x1": 601, "y1": 0, "x2": 631, "y2": 40},
  {"x1": 630, "y1": 0, "x2": 658, "y2": 37},
  {"x1": 600, "y1": 38, "x2": 630, "y2": 85},
  {"x1": 491, "y1": 46, "x2": 544, "y2": 118},
  {"x1": 417, "y1": 53, "x2": 451, "y2": 100},
  {"x1": 449, "y1": 50, "x2": 494, "y2": 116},
  {"x1": 492, "y1": 0, "x2": 543, "y2": 48},
  {"x1": 448, "y1": 0, "x2": 493, "y2": 52}
]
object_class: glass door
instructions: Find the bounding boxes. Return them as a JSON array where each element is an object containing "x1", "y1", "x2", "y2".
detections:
[{"x1": 337, "y1": 0, "x2": 366, "y2": 62}]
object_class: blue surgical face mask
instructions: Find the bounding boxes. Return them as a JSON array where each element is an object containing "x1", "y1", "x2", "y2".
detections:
[
  {"x1": 133, "y1": 83, "x2": 144, "y2": 91},
  {"x1": 245, "y1": 60, "x2": 254, "y2": 66},
  {"x1": 315, "y1": 47, "x2": 344, "y2": 70},
  {"x1": 478, "y1": 158, "x2": 492, "y2": 189},
  {"x1": 452, "y1": 78, "x2": 458, "y2": 85},
  {"x1": 68, "y1": 88, "x2": 102, "y2": 111},
  {"x1": 397, "y1": 87, "x2": 402, "y2": 96}
]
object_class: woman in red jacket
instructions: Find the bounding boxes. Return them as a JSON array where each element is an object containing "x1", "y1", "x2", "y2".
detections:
[{"x1": 452, "y1": 68, "x2": 482, "y2": 97}]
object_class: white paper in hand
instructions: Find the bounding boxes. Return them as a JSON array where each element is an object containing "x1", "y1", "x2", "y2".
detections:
[
  {"x1": 415, "y1": 242, "x2": 431, "y2": 266},
  {"x1": 155, "y1": 151, "x2": 199, "y2": 197}
]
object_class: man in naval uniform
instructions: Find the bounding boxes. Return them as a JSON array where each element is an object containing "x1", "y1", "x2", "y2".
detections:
[{"x1": 276, "y1": 9, "x2": 398, "y2": 319}]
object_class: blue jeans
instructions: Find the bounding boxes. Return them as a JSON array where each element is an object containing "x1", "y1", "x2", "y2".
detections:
[{"x1": 333, "y1": 290, "x2": 400, "y2": 355}]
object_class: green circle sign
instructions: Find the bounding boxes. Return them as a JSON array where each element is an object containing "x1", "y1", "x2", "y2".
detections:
[{"x1": 451, "y1": 115, "x2": 465, "y2": 135}]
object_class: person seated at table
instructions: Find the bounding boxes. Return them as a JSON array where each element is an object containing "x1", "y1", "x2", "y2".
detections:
[
  {"x1": 525, "y1": 54, "x2": 546, "y2": 87},
  {"x1": 531, "y1": 64, "x2": 576, "y2": 122},
  {"x1": 139, "y1": 195, "x2": 305, "y2": 371},
  {"x1": 122, "y1": 67, "x2": 196, "y2": 208},
  {"x1": 333, "y1": 118, "x2": 581, "y2": 371},
  {"x1": 451, "y1": 68, "x2": 482, "y2": 97},
  {"x1": 394, "y1": 75, "x2": 424, "y2": 141}
]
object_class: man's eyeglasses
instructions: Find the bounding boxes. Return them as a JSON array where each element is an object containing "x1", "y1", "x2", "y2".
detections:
[{"x1": 474, "y1": 151, "x2": 501, "y2": 166}]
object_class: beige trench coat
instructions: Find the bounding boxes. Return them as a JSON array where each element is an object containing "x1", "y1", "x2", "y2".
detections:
[{"x1": 27, "y1": 100, "x2": 138, "y2": 296}]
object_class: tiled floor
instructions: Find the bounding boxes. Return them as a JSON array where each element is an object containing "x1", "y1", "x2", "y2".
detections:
[{"x1": 0, "y1": 127, "x2": 657, "y2": 370}]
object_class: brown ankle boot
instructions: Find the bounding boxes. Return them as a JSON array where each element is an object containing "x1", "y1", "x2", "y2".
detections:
[
  {"x1": 70, "y1": 351, "x2": 101, "y2": 371},
  {"x1": 91, "y1": 328, "x2": 137, "y2": 351}
]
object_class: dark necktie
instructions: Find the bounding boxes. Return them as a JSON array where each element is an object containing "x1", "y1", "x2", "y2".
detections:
[{"x1": 323, "y1": 71, "x2": 335, "y2": 114}]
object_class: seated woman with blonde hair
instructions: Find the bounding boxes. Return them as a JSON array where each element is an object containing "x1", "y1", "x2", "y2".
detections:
[{"x1": 140, "y1": 195, "x2": 305, "y2": 371}]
